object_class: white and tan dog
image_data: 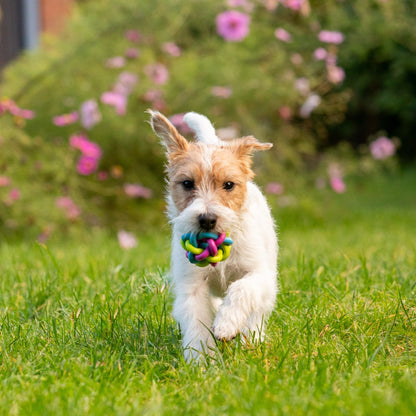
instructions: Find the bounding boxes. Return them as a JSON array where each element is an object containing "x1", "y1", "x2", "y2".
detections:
[{"x1": 149, "y1": 110, "x2": 278, "y2": 362}]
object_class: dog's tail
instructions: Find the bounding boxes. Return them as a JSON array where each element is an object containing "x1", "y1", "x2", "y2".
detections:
[{"x1": 183, "y1": 112, "x2": 220, "y2": 145}]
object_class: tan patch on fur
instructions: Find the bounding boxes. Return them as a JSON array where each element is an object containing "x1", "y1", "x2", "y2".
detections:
[{"x1": 168, "y1": 141, "x2": 258, "y2": 213}]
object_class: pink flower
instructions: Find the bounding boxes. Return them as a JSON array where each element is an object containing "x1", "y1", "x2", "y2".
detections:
[
  {"x1": 216, "y1": 10, "x2": 251, "y2": 42},
  {"x1": 125, "y1": 48, "x2": 140, "y2": 59},
  {"x1": 1, "y1": 98, "x2": 35, "y2": 119},
  {"x1": 211, "y1": 86, "x2": 233, "y2": 98},
  {"x1": 266, "y1": 182, "x2": 284, "y2": 195},
  {"x1": 283, "y1": 0, "x2": 303, "y2": 11},
  {"x1": 143, "y1": 89, "x2": 163, "y2": 102},
  {"x1": 299, "y1": 94, "x2": 321, "y2": 118},
  {"x1": 56, "y1": 196, "x2": 81, "y2": 220},
  {"x1": 105, "y1": 56, "x2": 126, "y2": 68},
  {"x1": 226, "y1": 0, "x2": 254, "y2": 13},
  {"x1": 327, "y1": 65, "x2": 345, "y2": 84},
  {"x1": 77, "y1": 155, "x2": 99, "y2": 176},
  {"x1": 124, "y1": 183, "x2": 153, "y2": 199},
  {"x1": 227, "y1": 0, "x2": 246, "y2": 5},
  {"x1": 274, "y1": 28, "x2": 292, "y2": 42},
  {"x1": 101, "y1": 91, "x2": 127, "y2": 115},
  {"x1": 79, "y1": 141, "x2": 102, "y2": 159},
  {"x1": 80, "y1": 100, "x2": 102, "y2": 129},
  {"x1": 330, "y1": 177, "x2": 346, "y2": 193},
  {"x1": 53, "y1": 111, "x2": 79, "y2": 126},
  {"x1": 149, "y1": 99, "x2": 166, "y2": 111},
  {"x1": 125, "y1": 29, "x2": 142, "y2": 43},
  {"x1": 294, "y1": 78, "x2": 310, "y2": 96},
  {"x1": 144, "y1": 63, "x2": 169, "y2": 85},
  {"x1": 69, "y1": 134, "x2": 102, "y2": 159},
  {"x1": 318, "y1": 30, "x2": 344, "y2": 44},
  {"x1": 369, "y1": 136, "x2": 396, "y2": 160},
  {"x1": 169, "y1": 113, "x2": 192, "y2": 134},
  {"x1": 70, "y1": 134, "x2": 89, "y2": 149},
  {"x1": 100, "y1": 72, "x2": 137, "y2": 115},
  {"x1": 13, "y1": 108, "x2": 35, "y2": 119},
  {"x1": 142, "y1": 89, "x2": 166, "y2": 111},
  {"x1": 326, "y1": 53, "x2": 337, "y2": 66},
  {"x1": 0, "y1": 98, "x2": 17, "y2": 114},
  {"x1": 114, "y1": 71, "x2": 138, "y2": 96},
  {"x1": 56, "y1": 196, "x2": 73, "y2": 209},
  {"x1": 0, "y1": 103, "x2": 6, "y2": 116},
  {"x1": 0, "y1": 176, "x2": 11, "y2": 187},
  {"x1": 162, "y1": 42, "x2": 182, "y2": 57},
  {"x1": 117, "y1": 230, "x2": 138, "y2": 250},
  {"x1": 263, "y1": 0, "x2": 278, "y2": 11},
  {"x1": 9, "y1": 188, "x2": 21, "y2": 201},
  {"x1": 278, "y1": 106, "x2": 292, "y2": 120},
  {"x1": 314, "y1": 47, "x2": 327, "y2": 60}
]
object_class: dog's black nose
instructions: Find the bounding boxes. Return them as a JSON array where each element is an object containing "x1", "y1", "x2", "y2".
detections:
[{"x1": 198, "y1": 213, "x2": 217, "y2": 231}]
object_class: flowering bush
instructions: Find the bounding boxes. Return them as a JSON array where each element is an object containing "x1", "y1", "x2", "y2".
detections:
[
  {"x1": 319, "y1": 0, "x2": 416, "y2": 160},
  {"x1": 0, "y1": 0, "x2": 404, "y2": 239}
]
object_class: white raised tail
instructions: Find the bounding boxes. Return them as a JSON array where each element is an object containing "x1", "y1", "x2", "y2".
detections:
[{"x1": 183, "y1": 112, "x2": 220, "y2": 145}]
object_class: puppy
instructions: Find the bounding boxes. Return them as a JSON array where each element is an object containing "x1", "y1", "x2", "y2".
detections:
[{"x1": 148, "y1": 110, "x2": 278, "y2": 362}]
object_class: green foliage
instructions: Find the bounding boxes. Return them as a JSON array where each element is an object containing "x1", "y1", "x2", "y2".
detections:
[
  {"x1": 0, "y1": 119, "x2": 73, "y2": 237},
  {"x1": 319, "y1": 0, "x2": 416, "y2": 159},
  {"x1": 0, "y1": 0, "x2": 403, "y2": 237},
  {"x1": 0, "y1": 170, "x2": 415, "y2": 415}
]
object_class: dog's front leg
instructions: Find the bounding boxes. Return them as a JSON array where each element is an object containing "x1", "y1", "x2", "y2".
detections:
[
  {"x1": 212, "y1": 271, "x2": 277, "y2": 341},
  {"x1": 173, "y1": 279, "x2": 216, "y2": 362}
]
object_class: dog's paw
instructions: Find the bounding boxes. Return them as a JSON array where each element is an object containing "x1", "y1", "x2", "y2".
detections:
[{"x1": 212, "y1": 318, "x2": 239, "y2": 341}]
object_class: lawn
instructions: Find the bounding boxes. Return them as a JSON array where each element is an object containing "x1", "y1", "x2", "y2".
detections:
[{"x1": 1, "y1": 169, "x2": 415, "y2": 415}]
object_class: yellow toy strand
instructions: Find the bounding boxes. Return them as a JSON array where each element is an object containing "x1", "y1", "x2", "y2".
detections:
[
  {"x1": 184, "y1": 240, "x2": 203, "y2": 255},
  {"x1": 206, "y1": 248, "x2": 224, "y2": 263}
]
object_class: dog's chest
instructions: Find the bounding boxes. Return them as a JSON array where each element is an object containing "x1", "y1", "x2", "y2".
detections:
[{"x1": 206, "y1": 263, "x2": 244, "y2": 297}]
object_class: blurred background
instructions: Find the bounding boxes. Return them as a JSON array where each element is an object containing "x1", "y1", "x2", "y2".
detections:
[{"x1": 0, "y1": 0, "x2": 415, "y2": 242}]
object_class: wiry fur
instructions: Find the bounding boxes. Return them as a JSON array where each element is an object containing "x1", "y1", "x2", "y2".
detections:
[{"x1": 148, "y1": 109, "x2": 278, "y2": 362}]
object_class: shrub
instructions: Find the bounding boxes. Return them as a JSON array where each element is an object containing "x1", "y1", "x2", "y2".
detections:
[
  {"x1": 0, "y1": 0, "x2": 400, "y2": 238},
  {"x1": 315, "y1": 0, "x2": 416, "y2": 160}
]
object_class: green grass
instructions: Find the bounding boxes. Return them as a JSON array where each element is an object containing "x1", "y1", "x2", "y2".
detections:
[{"x1": 1, "y1": 170, "x2": 416, "y2": 415}]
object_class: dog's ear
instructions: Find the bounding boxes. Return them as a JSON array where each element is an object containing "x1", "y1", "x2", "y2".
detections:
[
  {"x1": 147, "y1": 109, "x2": 189, "y2": 154},
  {"x1": 229, "y1": 136, "x2": 273, "y2": 179},
  {"x1": 233, "y1": 135, "x2": 273, "y2": 157}
]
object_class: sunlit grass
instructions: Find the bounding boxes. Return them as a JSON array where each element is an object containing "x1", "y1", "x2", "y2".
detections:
[{"x1": 1, "y1": 170, "x2": 415, "y2": 415}]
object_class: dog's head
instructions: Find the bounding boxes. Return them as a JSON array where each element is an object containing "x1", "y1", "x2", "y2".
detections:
[{"x1": 148, "y1": 110, "x2": 272, "y2": 234}]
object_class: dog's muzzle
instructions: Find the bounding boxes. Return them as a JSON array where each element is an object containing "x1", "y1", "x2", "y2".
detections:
[{"x1": 198, "y1": 213, "x2": 217, "y2": 231}]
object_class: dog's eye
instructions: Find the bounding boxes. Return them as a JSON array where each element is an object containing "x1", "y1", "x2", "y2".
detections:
[
  {"x1": 182, "y1": 180, "x2": 195, "y2": 190},
  {"x1": 223, "y1": 181, "x2": 235, "y2": 191}
]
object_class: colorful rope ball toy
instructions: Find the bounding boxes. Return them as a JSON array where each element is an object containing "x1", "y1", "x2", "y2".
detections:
[{"x1": 181, "y1": 232, "x2": 233, "y2": 267}]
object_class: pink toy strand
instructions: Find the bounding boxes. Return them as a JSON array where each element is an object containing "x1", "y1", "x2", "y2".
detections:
[
  {"x1": 207, "y1": 239, "x2": 218, "y2": 256},
  {"x1": 195, "y1": 248, "x2": 210, "y2": 261},
  {"x1": 215, "y1": 233, "x2": 226, "y2": 247}
]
